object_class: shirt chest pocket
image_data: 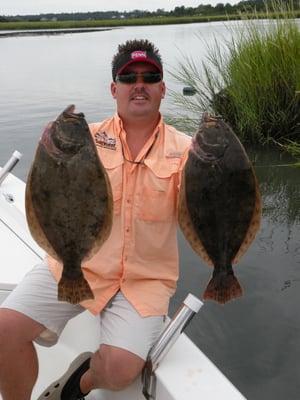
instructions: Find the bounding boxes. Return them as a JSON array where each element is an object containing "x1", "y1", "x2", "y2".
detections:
[{"x1": 137, "y1": 159, "x2": 180, "y2": 222}]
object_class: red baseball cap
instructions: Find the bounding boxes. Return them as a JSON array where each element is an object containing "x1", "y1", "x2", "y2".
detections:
[{"x1": 112, "y1": 50, "x2": 163, "y2": 81}]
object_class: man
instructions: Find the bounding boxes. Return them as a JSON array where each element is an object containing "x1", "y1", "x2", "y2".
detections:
[{"x1": 0, "y1": 39, "x2": 191, "y2": 399}]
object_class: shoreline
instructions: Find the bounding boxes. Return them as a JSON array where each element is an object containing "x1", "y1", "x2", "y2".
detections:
[
  {"x1": 1, "y1": 13, "x2": 299, "y2": 33},
  {"x1": 0, "y1": 27, "x2": 116, "y2": 38}
]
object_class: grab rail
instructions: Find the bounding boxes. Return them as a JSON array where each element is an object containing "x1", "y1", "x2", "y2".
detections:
[
  {"x1": 0, "y1": 151, "x2": 22, "y2": 186},
  {"x1": 142, "y1": 294, "x2": 203, "y2": 400}
]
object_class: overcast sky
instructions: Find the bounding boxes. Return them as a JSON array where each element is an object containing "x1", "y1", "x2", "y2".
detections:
[{"x1": 1, "y1": 0, "x2": 237, "y2": 16}]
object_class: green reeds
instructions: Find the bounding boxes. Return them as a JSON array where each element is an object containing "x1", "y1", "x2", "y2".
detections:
[
  {"x1": 169, "y1": 1, "x2": 300, "y2": 148},
  {"x1": 278, "y1": 139, "x2": 300, "y2": 166},
  {"x1": 283, "y1": 140, "x2": 300, "y2": 158}
]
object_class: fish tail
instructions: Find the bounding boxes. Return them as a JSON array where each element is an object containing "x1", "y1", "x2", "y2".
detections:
[
  {"x1": 203, "y1": 269, "x2": 243, "y2": 304},
  {"x1": 58, "y1": 275, "x2": 94, "y2": 304}
]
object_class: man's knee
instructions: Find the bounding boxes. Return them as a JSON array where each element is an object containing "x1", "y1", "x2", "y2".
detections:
[
  {"x1": 90, "y1": 345, "x2": 145, "y2": 391},
  {"x1": 0, "y1": 308, "x2": 45, "y2": 346}
]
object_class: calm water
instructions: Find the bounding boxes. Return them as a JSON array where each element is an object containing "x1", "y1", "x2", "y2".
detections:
[{"x1": 1, "y1": 22, "x2": 300, "y2": 400}]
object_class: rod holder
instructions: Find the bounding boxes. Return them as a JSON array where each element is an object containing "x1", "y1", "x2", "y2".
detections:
[
  {"x1": 142, "y1": 294, "x2": 203, "y2": 400},
  {"x1": 0, "y1": 151, "x2": 22, "y2": 186}
]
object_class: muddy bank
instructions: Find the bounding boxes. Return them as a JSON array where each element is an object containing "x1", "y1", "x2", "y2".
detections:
[{"x1": 0, "y1": 27, "x2": 117, "y2": 38}]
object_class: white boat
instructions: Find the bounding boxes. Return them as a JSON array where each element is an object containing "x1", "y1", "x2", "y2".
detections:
[{"x1": 0, "y1": 152, "x2": 246, "y2": 400}]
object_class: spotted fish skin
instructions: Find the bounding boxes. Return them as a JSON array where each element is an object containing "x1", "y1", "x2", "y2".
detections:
[
  {"x1": 26, "y1": 105, "x2": 113, "y2": 304},
  {"x1": 178, "y1": 113, "x2": 261, "y2": 304}
]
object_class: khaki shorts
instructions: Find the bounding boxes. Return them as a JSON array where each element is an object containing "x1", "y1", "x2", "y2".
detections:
[{"x1": 0, "y1": 262, "x2": 165, "y2": 360}]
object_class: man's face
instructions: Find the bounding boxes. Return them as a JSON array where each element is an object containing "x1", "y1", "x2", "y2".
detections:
[{"x1": 111, "y1": 62, "x2": 166, "y2": 120}]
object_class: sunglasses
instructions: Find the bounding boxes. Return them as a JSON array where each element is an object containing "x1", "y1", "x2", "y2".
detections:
[{"x1": 116, "y1": 72, "x2": 162, "y2": 84}]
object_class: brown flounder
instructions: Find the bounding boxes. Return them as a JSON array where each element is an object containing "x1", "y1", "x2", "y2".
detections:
[
  {"x1": 26, "y1": 105, "x2": 113, "y2": 304},
  {"x1": 178, "y1": 113, "x2": 261, "y2": 304}
]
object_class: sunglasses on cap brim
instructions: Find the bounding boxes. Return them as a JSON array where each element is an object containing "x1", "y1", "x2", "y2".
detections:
[{"x1": 116, "y1": 72, "x2": 162, "y2": 84}]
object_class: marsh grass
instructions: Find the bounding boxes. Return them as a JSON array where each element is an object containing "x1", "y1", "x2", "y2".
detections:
[
  {"x1": 279, "y1": 139, "x2": 300, "y2": 165},
  {"x1": 283, "y1": 140, "x2": 300, "y2": 158},
  {"x1": 169, "y1": 1, "x2": 300, "y2": 148},
  {"x1": 0, "y1": 15, "x2": 246, "y2": 31}
]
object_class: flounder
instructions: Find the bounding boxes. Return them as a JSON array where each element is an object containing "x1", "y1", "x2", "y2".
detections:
[
  {"x1": 26, "y1": 105, "x2": 113, "y2": 304},
  {"x1": 178, "y1": 113, "x2": 261, "y2": 304}
]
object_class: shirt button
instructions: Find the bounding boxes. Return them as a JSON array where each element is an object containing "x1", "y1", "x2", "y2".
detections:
[
  {"x1": 127, "y1": 199, "x2": 131, "y2": 204},
  {"x1": 126, "y1": 227, "x2": 130, "y2": 233}
]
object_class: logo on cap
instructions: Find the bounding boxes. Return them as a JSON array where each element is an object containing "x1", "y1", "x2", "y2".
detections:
[{"x1": 131, "y1": 51, "x2": 147, "y2": 60}]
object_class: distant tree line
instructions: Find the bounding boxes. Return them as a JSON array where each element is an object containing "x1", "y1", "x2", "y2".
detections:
[{"x1": 1, "y1": 0, "x2": 299, "y2": 21}]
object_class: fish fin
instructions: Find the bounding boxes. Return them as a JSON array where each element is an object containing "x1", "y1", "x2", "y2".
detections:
[
  {"x1": 58, "y1": 276, "x2": 94, "y2": 304},
  {"x1": 25, "y1": 169, "x2": 59, "y2": 260},
  {"x1": 203, "y1": 271, "x2": 243, "y2": 304}
]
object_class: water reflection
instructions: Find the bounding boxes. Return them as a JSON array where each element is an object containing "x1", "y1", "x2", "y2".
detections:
[
  {"x1": 251, "y1": 148, "x2": 300, "y2": 267},
  {"x1": 251, "y1": 147, "x2": 300, "y2": 225}
]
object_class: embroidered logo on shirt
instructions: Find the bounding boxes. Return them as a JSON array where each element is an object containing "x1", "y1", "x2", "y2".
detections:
[{"x1": 95, "y1": 131, "x2": 116, "y2": 150}]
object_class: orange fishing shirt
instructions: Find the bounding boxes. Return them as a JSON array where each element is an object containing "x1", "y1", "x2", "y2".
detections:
[{"x1": 48, "y1": 114, "x2": 191, "y2": 316}]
